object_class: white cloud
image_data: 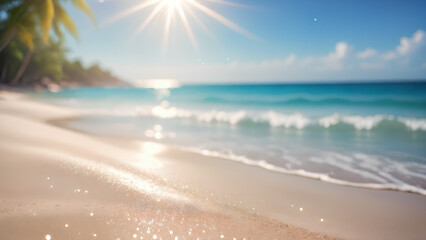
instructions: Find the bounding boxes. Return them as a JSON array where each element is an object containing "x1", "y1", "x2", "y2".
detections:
[
  {"x1": 397, "y1": 29, "x2": 424, "y2": 55},
  {"x1": 284, "y1": 54, "x2": 296, "y2": 65},
  {"x1": 327, "y1": 42, "x2": 351, "y2": 60},
  {"x1": 357, "y1": 48, "x2": 377, "y2": 59},
  {"x1": 120, "y1": 30, "x2": 426, "y2": 83},
  {"x1": 382, "y1": 52, "x2": 397, "y2": 61},
  {"x1": 383, "y1": 29, "x2": 425, "y2": 60},
  {"x1": 257, "y1": 54, "x2": 296, "y2": 68},
  {"x1": 359, "y1": 62, "x2": 385, "y2": 70},
  {"x1": 317, "y1": 42, "x2": 352, "y2": 70},
  {"x1": 301, "y1": 56, "x2": 314, "y2": 66}
]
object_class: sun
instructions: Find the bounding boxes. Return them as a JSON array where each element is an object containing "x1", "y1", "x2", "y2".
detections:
[
  {"x1": 105, "y1": 0, "x2": 254, "y2": 49},
  {"x1": 162, "y1": 0, "x2": 182, "y2": 8}
]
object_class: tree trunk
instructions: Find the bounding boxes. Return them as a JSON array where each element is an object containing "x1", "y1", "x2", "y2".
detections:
[
  {"x1": 10, "y1": 49, "x2": 32, "y2": 85},
  {"x1": 0, "y1": 27, "x2": 17, "y2": 53},
  {"x1": 0, "y1": 63, "x2": 7, "y2": 83}
]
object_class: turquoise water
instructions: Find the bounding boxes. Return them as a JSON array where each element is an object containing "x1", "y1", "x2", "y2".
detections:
[{"x1": 34, "y1": 82, "x2": 426, "y2": 195}]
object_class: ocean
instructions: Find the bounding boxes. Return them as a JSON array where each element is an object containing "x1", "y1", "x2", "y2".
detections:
[{"x1": 33, "y1": 82, "x2": 426, "y2": 195}]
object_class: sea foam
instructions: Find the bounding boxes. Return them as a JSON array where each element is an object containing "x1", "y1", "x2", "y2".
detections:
[
  {"x1": 341, "y1": 115, "x2": 386, "y2": 130},
  {"x1": 398, "y1": 117, "x2": 426, "y2": 131},
  {"x1": 183, "y1": 147, "x2": 426, "y2": 196}
]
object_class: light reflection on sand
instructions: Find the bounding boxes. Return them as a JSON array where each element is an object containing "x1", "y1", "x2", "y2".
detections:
[
  {"x1": 135, "y1": 142, "x2": 165, "y2": 169},
  {"x1": 3, "y1": 142, "x2": 189, "y2": 203}
]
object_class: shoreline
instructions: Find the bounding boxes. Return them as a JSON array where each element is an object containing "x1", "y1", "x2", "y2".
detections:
[
  {"x1": 55, "y1": 116, "x2": 426, "y2": 240},
  {"x1": 1, "y1": 91, "x2": 426, "y2": 239},
  {"x1": 52, "y1": 115, "x2": 426, "y2": 197}
]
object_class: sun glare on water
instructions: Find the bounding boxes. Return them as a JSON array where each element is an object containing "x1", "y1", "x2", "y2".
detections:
[{"x1": 106, "y1": 0, "x2": 253, "y2": 48}]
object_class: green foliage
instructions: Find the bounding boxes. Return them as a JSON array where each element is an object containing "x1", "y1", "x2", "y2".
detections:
[
  {"x1": 30, "y1": 37, "x2": 64, "y2": 81},
  {"x1": 62, "y1": 59, "x2": 125, "y2": 87},
  {"x1": 0, "y1": 0, "x2": 120, "y2": 87},
  {"x1": 1, "y1": 0, "x2": 95, "y2": 48},
  {"x1": 0, "y1": 34, "x2": 126, "y2": 87},
  {"x1": 0, "y1": 34, "x2": 60, "y2": 83}
]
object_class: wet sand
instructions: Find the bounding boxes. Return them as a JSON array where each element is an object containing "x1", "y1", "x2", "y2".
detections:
[
  {"x1": 1, "y1": 90, "x2": 425, "y2": 239},
  {"x1": 157, "y1": 148, "x2": 426, "y2": 240}
]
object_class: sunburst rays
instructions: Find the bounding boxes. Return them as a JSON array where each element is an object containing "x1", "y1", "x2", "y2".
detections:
[
  {"x1": 186, "y1": 0, "x2": 254, "y2": 39},
  {"x1": 105, "y1": 0, "x2": 253, "y2": 49}
]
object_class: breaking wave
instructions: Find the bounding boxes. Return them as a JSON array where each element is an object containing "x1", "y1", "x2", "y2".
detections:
[{"x1": 85, "y1": 106, "x2": 426, "y2": 132}]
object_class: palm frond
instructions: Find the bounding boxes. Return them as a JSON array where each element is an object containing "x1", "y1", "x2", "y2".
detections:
[
  {"x1": 71, "y1": 0, "x2": 96, "y2": 25},
  {"x1": 39, "y1": 0, "x2": 55, "y2": 42},
  {"x1": 53, "y1": 2, "x2": 78, "y2": 39},
  {"x1": 16, "y1": 25, "x2": 34, "y2": 50}
]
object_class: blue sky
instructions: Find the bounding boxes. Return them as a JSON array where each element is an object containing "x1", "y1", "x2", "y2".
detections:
[{"x1": 64, "y1": 0, "x2": 426, "y2": 83}]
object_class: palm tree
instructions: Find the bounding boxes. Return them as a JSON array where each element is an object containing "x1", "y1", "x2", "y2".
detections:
[
  {"x1": 0, "y1": 0, "x2": 95, "y2": 84},
  {"x1": 0, "y1": 0, "x2": 21, "y2": 52}
]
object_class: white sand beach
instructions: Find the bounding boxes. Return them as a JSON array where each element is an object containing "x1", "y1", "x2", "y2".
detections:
[{"x1": 1, "y1": 90, "x2": 426, "y2": 240}]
